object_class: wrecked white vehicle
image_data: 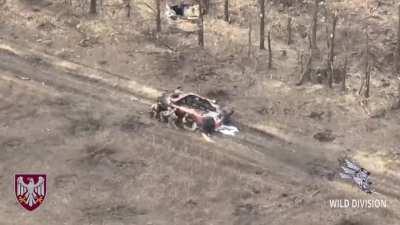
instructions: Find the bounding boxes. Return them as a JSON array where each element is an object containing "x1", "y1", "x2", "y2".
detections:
[
  {"x1": 150, "y1": 89, "x2": 239, "y2": 136},
  {"x1": 165, "y1": 1, "x2": 200, "y2": 20}
]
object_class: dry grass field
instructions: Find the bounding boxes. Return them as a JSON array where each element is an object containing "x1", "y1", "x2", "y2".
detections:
[{"x1": 0, "y1": 0, "x2": 399, "y2": 224}]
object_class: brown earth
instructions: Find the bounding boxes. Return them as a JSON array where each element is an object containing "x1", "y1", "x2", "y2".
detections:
[{"x1": 0, "y1": 0, "x2": 399, "y2": 224}]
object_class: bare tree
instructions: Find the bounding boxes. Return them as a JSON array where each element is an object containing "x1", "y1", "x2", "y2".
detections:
[
  {"x1": 297, "y1": 53, "x2": 312, "y2": 85},
  {"x1": 396, "y1": 4, "x2": 400, "y2": 73},
  {"x1": 287, "y1": 16, "x2": 292, "y2": 45},
  {"x1": 397, "y1": 78, "x2": 400, "y2": 108},
  {"x1": 311, "y1": 0, "x2": 319, "y2": 49},
  {"x1": 359, "y1": 27, "x2": 370, "y2": 98},
  {"x1": 365, "y1": 34, "x2": 371, "y2": 98},
  {"x1": 297, "y1": 35, "x2": 313, "y2": 85},
  {"x1": 268, "y1": 31, "x2": 272, "y2": 69},
  {"x1": 156, "y1": 0, "x2": 161, "y2": 32},
  {"x1": 328, "y1": 13, "x2": 338, "y2": 88},
  {"x1": 198, "y1": 0, "x2": 205, "y2": 47},
  {"x1": 248, "y1": 20, "x2": 253, "y2": 58},
  {"x1": 342, "y1": 28, "x2": 349, "y2": 91},
  {"x1": 126, "y1": 0, "x2": 131, "y2": 18},
  {"x1": 259, "y1": 0, "x2": 266, "y2": 50},
  {"x1": 90, "y1": 0, "x2": 97, "y2": 14},
  {"x1": 122, "y1": 0, "x2": 132, "y2": 18},
  {"x1": 298, "y1": 51, "x2": 304, "y2": 73},
  {"x1": 224, "y1": 0, "x2": 229, "y2": 23}
]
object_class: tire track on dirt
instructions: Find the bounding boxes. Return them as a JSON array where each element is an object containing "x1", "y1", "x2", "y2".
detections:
[
  {"x1": 0, "y1": 52, "x2": 308, "y2": 185},
  {"x1": 0, "y1": 47, "x2": 305, "y2": 168},
  {"x1": 1, "y1": 46, "x2": 400, "y2": 203},
  {"x1": 0, "y1": 46, "x2": 324, "y2": 174}
]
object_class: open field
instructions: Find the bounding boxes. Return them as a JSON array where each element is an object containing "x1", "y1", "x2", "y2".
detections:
[{"x1": 0, "y1": 0, "x2": 399, "y2": 224}]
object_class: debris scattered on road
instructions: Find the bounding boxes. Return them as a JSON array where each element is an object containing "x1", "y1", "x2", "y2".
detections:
[
  {"x1": 16, "y1": 75, "x2": 31, "y2": 80},
  {"x1": 36, "y1": 38, "x2": 53, "y2": 46},
  {"x1": 215, "y1": 124, "x2": 239, "y2": 136},
  {"x1": 201, "y1": 132, "x2": 214, "y2": 143},
  {"x1": 339, "y1": 159, "x2": 373, "y2": 194}
]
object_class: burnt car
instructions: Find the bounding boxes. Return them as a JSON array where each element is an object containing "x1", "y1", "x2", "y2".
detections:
[{"x1": 150, "y1": 89, "x2": 237, "y2": 135}]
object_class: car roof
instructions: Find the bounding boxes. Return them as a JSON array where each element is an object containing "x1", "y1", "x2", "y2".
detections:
[{"x1": 171, "y1": 92, "x2": 210, "y2": 101}]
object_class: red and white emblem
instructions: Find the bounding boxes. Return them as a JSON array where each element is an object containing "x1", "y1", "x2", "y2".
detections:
[{"x1": 15, "y1": 174, "x2": 46, "y2": 211}]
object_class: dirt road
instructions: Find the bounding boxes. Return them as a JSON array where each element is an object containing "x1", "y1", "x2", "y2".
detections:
[{"x1": 0, "y1": 46, "x2": 398, "y2": 225}]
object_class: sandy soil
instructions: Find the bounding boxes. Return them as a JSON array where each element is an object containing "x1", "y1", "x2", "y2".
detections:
[{"x1": 0, "y1": 0, "x2": 399, "y2": 224}]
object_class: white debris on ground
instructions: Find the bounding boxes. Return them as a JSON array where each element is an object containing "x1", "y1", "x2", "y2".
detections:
[
  {"x1": 201, "y1": 132, "x2": 215, "y2": 143},
  {"x1": 216, "y1": 125, "x2": 239, "y2": 136}
]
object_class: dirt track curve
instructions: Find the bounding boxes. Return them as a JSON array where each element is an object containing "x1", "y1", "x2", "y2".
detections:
[{"x1": 0, "y1": 43, "x2": 399, "y2": 225}]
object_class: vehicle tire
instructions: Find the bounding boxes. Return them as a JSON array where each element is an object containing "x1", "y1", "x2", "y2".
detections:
[
  {"x1": 168, "y1": 111, "x2": 179, "y2": 129},
  {"x1": 202, "y1": 117, "x2": 215, "y2": 134},
  {"x1": 159, "y1": 110, "x2": 169, "y2": 122},
  {"x1": 182, "y1": 115, "x2": 197, "y2": 131},
  {"x1": 222, "y1": 107, "x2": 234, "y2": 124}
]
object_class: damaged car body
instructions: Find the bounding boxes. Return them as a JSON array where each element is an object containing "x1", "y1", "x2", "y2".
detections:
[{"x1": 151, "y1": 89, "x2": 238, "y2": 135}]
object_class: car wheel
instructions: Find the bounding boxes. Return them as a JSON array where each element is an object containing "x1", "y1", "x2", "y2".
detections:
[
  {"x1": 182, "y1": 115, "x2": 197, "y2": 131},
  {"x1": 159, "y1": 110, "x2": 170, "y2": 122}
]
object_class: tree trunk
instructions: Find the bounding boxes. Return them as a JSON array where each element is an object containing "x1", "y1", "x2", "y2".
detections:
[
  {"x1": 126, "y1": 0, "x2": 131, "y2": 18},
  {"x1": 156, "y1": 0, "x2": 161, "y2": 32},
  {"x1": 343, "y1": 55, "x2": 347, "y2": 92},
  {"x1": 328, "y1": 14, "x2": 337, "y2": 88},
  {"x1": 287, "y1": 16, "x2": 292, "y2": 45},
  {"x1": 248, "y1": 20, "x2": 252, "y2": 58},
  {"x1": 342, "y1": 28, "x2": 350, "y2": 91},
  {"x1": 259, "y1": 0, "x2": 265, "y2": 50},
  {"x1": 364, "y1": 28, "x2": 370, "y2": 98},
  {"x1": 224, "y1": 0, "x2": 229, "y2": 23},
  {"x1": 90, "y1": 0, "x2": 97, "y2": 14},
  {"x1": 299, "y1": 52, "x2": 304, "y2": 74},
  {"x1": 198, "y1": 0, "x2": 204, "y2": 48},
  {"x1": 311, "y1": 0, "x2": 318, "y2": 49},
  {"x1": 365, "y1": 67, "x2": 371, "y2": 98},
  {"x1": 397, "y1": 80, "x2": 400, "y2": 108},
  {"x1": 396, "y1": 4, "x2": 400, "y2": 73},
  {"x1": 342, "y1": 29, "x2": 349, "y2": 92},
  {"x1": 268, "y1": 31, "x2": 272, "y2": 69}
]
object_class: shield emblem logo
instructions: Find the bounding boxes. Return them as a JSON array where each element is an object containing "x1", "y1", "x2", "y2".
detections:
[{"x1": 15, "y1": 174, "x2": 46, "y2": 211}]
